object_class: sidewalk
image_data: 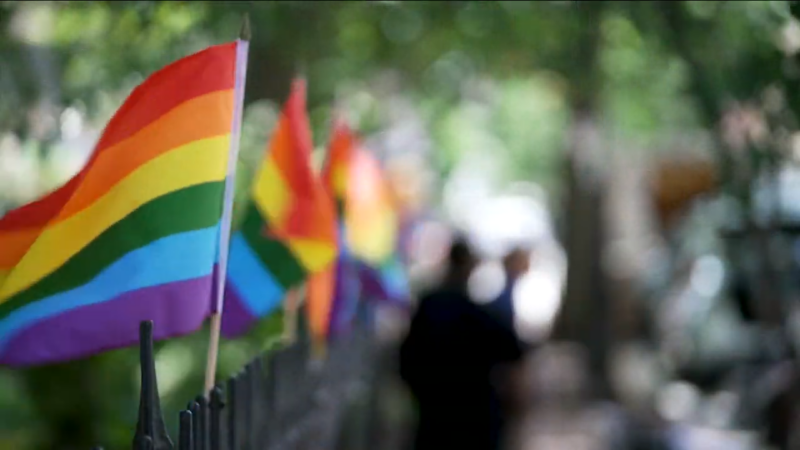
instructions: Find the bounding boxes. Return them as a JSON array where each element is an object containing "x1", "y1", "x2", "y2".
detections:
[{"x1": 505, "y1": 344, "x2": 638, "y2": 450}]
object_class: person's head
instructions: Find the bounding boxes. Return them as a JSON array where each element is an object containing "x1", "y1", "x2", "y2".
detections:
[
  {"x1": 445, "y1": 235, "x2": 478, "y2": 284},
  {"x1": 502, "y1": 245, "x2": 532, "y2": 282}
]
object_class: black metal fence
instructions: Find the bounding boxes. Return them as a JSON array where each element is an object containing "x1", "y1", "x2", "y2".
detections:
[{"x1": 93, "y1": 309, "x2": 377, "y2": 450}]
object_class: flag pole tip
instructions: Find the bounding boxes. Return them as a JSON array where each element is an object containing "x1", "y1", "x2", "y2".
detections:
[
  {"x1": 239, "y1": 13, "x2": 251, "y2": 41},
  {"x1": 294, "y1": 61, "x2": 308, "y2": 82}
]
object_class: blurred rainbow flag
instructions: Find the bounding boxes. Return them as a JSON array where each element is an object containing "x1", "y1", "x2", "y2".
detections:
[
  {"x1": 221, "y1": 79, "x2": 338, "y2": 339},
  {"x1": 0, "y1": 41, "x2": 248, "y2": 366},
  {"x1": 321, "y1": 121, "x2": 410, "y2": 336}
]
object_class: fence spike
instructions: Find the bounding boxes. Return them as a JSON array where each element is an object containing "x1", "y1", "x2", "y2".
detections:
[
  {"x1": 194, "y1": 396, "x2": 209, "y2": 450},
  {"x1": 179, "y1": 410, "x2": 193, "y2": 450},
  {"x1": 133, "y1": 321, "x2": 174, "y2": 450},
  {"x1": 245, "y1": 363, "x2": 258, "y2": 449},
  {"x1": 93, "y1": 313, "x2": 374, "y2": 450},
  {"x1": 209, "y1": 385, "x2": 225, "y2": 450},
  {"x1": 227, "y1": 374, "x2": 239, "y2": 450},
  {"x1": 253, "y1": 358, "x2": 269, "y2": 447},
  {"x1": 265, "y1": 352, "x2": 279, "y2": 443},
  {"x1": 188, "y1": 401, "x2": 203, "y2": 450}
]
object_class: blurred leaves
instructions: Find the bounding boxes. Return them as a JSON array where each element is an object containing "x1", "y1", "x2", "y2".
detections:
[{"x1": 1, "y1": 1, "x2": 799, "y2": 449}]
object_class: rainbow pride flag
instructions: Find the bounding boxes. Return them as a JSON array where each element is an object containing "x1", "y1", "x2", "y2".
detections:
[
  {"x1": 0, "y1": 41, "x2": 248, "y2": 366},
  {"x1": 221, "y1": 79, "x2": 338, "y2": 338},
  {"x1": 321, "y1": 122, "x2": 361, "y2": 336},
  {"x1": 347, "y1": 144, "x2": 411, "y2": 306},
  {"x1": 322, "y1": 122, "x2": 410, "y2": 335}
]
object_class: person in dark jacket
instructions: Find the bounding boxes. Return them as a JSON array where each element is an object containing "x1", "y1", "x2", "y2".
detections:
[{"x1": 400, "y1": 236, "x2": 524, "y2": 450}]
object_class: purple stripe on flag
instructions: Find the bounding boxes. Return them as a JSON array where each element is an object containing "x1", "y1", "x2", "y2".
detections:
[
  {"x1": 328, "y1": 256, "x2": 360, "y2": 338},
  {"x1": 0, "y1": 276, "x2": 212, "y2": 367},
  {"x1": 209, "y1": 262, "x2": 220, "y2": 309},
  {"x1": 358, "y1": 262, "x2": 412, "y2": 311},
  {"x1": 220, "y1": 284, "x2": 258, "y2": 338}
]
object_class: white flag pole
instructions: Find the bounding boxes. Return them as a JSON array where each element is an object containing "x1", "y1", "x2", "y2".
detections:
[{"x1": 203, "y1": 14, "x2": 251, "y2": 395}]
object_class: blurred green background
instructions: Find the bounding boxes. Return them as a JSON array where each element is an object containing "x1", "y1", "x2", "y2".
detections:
[{"x1": 0, "y1": 1, "x2": 797, "y2": 449}]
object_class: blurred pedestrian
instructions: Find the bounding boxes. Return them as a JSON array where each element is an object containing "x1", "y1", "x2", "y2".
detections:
[
  {"x1": 400, "y1": 236, "x2": 524, "y2": 450},
  {"x1": 485, "y1": 244, "x2": 533, "y2": 336}
]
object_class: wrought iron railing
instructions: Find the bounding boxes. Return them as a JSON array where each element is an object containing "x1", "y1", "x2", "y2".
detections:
[{"x1": 92, "y1": 310, "x2": 376, "y2": 450}]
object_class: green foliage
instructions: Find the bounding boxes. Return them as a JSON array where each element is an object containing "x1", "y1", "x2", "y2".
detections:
[{"x1": 0, "y1": 1, "x2": 798, "y2": 449}]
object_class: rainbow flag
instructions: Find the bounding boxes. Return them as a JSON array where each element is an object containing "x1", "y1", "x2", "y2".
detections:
[
  {"x1": 348, "y1": 148, "x2": 411, "y2": 307},
  {"x1": 321, "y1": 122, "x2": 410, "y2": 335},
  {"x1": 326, "y1": 247, "x2": 362, "y2": 337},
  {"x1": 321, "y1": 122, "x2": 361, "y2": 336},
  {"x1": 221, "y1": 79, "x2": 338, "y2": 338},
  {"x1": 0, "y1": 41, "x2": 249, "y2": 366}
]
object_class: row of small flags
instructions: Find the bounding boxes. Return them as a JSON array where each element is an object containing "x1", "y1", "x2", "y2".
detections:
[{"x1": 0, "y1": 34, "x2": 410, "y2": 377}]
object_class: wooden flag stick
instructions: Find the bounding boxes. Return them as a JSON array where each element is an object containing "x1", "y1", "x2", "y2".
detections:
[
  {"x1": 282, "y1": 287, "x2": 304, "y2": 344},
  {"x1": 311, "y1": 334, "x2": 327, "y2": 360},
  {"x1": 203, "y1": 314, "x2": 223, "y2": 394}
]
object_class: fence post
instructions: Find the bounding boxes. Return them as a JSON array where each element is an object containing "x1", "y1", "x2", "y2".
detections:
[
  {"x1": 133, "y1": 320, "x2": 174, "y2": 450},
  {"x1": 246, "y1": 361, "x2": 259, "y2": 449},
  {"x1": 264, "y1": 353, "x2": 278, "y2": 447},
  {"x1": 226, "y1": 374, "x2": 239, "y2": 450},
  {"x1": 209, "y1": 385, "x2": 225, "y2": 450},
  {"x1": 139, "y1": 436, "x2": 154, "y2": 450},
  {"x1": 189, "y1": 399, "x2": 206, "y2": 450},
  {"x1": 239, "y1": 367, "x2": 252, "y2": 450},
  {"x1": 179, "y1": 410, "x2": 193, "y2": 450}
]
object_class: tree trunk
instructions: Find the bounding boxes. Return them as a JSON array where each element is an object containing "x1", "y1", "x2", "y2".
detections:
[{"x1": 551, "y1": 1, "x2": 612, "y2": 399}]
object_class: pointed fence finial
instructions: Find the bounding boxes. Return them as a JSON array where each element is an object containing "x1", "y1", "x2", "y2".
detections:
[
  {"x1": 239, "y1": 13, "x2": 251, "y2": 41},
  {"x1": 209, "y1": 386, "x2": 225, "y2": 450},
  {"x1": 133, "y1": 321, "x2": 174, "y2": 450}
]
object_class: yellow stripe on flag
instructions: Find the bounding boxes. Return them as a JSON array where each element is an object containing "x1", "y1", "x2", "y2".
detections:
[
  {"x1": 287, "y1": 238, "x2": 337, "y2": 273},
  {"x1": 252, "y1": 156, "x2": 293, "y2": 225}
]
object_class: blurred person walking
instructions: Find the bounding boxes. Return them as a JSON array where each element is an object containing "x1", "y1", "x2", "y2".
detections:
[
  {"x1": 485, "y1": 244, "x2": 533, "y2": 336},
  {"x1": 399, "y1": 236, "x2": 524, "y2": 450}
]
